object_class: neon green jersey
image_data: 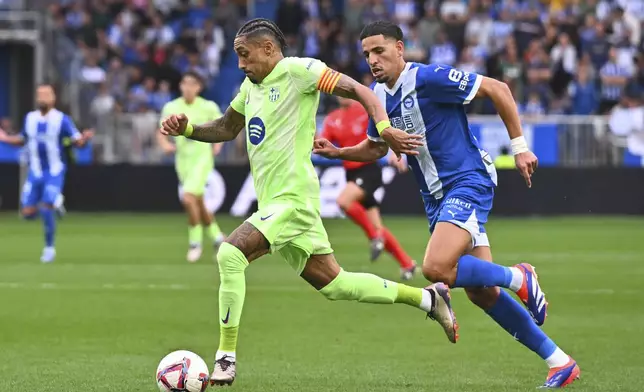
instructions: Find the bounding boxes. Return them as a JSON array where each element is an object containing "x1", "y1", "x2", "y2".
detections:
[
  {"x1": 230, "y1": 57, "x2": 338, "y2": 209},
  {"x1": 160, "y1": 97, "x2": 222, "y2": 162}
]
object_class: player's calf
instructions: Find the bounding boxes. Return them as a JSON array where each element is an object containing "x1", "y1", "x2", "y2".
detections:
[
  {"x1": 464, "y1": 286, "x2": 500, "y2": 310},
  {"x1": 21, "y1": 206, "x2": 38, "y2": 220},
  {"x1": 304, "y1": 254, "x2": 458, "y2": 343}
]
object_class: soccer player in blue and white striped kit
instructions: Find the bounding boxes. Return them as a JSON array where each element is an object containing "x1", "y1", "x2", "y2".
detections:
[
  {"x1": 314, "y1": 21, "x2": 580, "y2": 388},
  {"x1": 0, "y1": 84, "x2": 93, "y2": 262}
]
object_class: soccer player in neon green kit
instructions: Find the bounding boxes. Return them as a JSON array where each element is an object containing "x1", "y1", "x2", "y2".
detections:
[
  {"x1": 157, "y1": 71, "x2": 226, "y2": 262},
  {"x1": 160, "y1": 19, "x2": 457, "y2": 386}
]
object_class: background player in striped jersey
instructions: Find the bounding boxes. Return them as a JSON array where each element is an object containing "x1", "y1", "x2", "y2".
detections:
[
  {"x1": 160, "y1": 18, "x2": 458, "y2": 387},
  {"x1": 314, "y1": 21, "x2": 579, "y2": 388},
  {"x1": 319, "y1": 96, "x2": 417, "y2": 279},
  {"x1": 157, "y1": 72, "x2": 226, "y2": 262},
  {"x1": 0, "y1": 84, "x2": 93, "y2": 262}
]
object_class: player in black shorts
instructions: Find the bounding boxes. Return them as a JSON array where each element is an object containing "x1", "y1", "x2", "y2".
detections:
[{"x1": 317, "y1": 97, "x2": 417, "y2": 280}]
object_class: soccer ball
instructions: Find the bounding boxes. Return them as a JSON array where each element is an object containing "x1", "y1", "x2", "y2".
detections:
[{"x1": 156, "y1": 350, "x2": 210, "y2": 392}]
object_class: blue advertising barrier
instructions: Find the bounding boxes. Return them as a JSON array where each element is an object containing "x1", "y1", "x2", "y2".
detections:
[{"x1": 468, "y1": 122, "x2": 559, "y2": 166}]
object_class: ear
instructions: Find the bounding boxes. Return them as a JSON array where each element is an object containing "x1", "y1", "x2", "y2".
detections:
[
  {"x1": 264, "y1": 39, "x2": 276, "y2": 56},
  {"x1": 396, "y1": 40, "x2": 404, "y2": 58}
]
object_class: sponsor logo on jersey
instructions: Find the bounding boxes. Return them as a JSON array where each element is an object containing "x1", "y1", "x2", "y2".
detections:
[
  {"x1": 247, "y1": 117, "x2": 266, "y2": 145},
  {"x1": 391, "y1": 115, "x2": 415, "y2": 131}
]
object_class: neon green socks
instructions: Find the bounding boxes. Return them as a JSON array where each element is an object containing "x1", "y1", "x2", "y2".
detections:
[
  {"x1": 319, "y1": 270, "x2": 432, "y2": 312},
  {"x1": 188, "y1": 225, "x2": 202, "y2": 246},
  {"x1": 216, "y1": 243, "x2": 249, "y2": 356}
]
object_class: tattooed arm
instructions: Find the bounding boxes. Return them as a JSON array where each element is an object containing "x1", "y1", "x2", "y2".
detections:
[
  {"x1": 330, "y1": 75, "x2": 390, "y2": 126},
  {"x1": 188, "y1": 106, "x2": 246, "y2": 143},
  {"x1": 159, "y1": 106, "x2": 246, "y2": 143}
]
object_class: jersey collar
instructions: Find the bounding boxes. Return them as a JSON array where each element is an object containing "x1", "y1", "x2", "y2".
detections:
[{"x1": 383, "y1": 62, "x2": 412, "y2": 95}]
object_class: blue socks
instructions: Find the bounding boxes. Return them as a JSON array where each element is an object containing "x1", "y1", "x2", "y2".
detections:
[
  {"x1": 486, "y1": 290, "x2": 557, "y2": 360},
  {"x1": 41, "y1": 208, "x2": 56, "y2": 247},
  {"x1": 453, "y1": 255, "x2": 514, "y2": 288}
]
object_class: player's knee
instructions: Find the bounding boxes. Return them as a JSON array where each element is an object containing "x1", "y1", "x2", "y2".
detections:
[
  {"x1": 216, "y1": 243, "x2": 248, "y2": 276},
  {"x1": 421, "y1": 259, "x2": 456, "y2": 285},
  {"x1": 183, "y1": 192, "x2": 199, "y2": 205},
  {"x1": 319, "y1": 272, "x2": 353, "y2": 301},
  {"x1": 336, "y1": 195, "x2": 352, "y2": 211},
  {"x1": 465, "y1": 286, "x2": 500, "y2": 310}
]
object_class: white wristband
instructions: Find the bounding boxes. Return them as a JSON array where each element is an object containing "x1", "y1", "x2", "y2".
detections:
[{"x1": 510, "y1": 136, "x2": 529, "y2": 156}]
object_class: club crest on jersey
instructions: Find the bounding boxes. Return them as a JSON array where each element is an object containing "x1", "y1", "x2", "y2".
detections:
[
  {"x1": 268, "y1": 87, "x2": 280, "y2": 102},
  {"x1": 403, "y1": 95, "x2": 414, "y2": 109}
]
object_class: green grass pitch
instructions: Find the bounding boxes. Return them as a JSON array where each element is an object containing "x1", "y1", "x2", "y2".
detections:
[{"x1": 1, "y1": 213, "x2": 643, "y2": 391}]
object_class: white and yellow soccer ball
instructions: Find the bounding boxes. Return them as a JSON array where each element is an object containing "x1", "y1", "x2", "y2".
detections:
[{"x1": 156, "y1": 350, "x2": 210, "y2": 392}]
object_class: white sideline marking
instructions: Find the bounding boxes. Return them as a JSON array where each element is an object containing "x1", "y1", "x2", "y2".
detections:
[{"x1": 0, "y1": 282, "x2": 639, "y2": 295}]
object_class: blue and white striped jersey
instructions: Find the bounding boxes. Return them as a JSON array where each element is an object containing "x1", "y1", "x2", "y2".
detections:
[
  {"x1": 367, "y1": 62, "x2": 497, "y2": 200},
  {"x1": 21, "y1": 109, "x2": 81, "y2": 177}
]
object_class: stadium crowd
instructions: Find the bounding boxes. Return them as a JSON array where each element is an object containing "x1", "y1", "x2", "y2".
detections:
[
  {"x1": 35, "y1": 0, "x2": 644, "y2": 162},
  {"x1": 49, "y1": 0, "x2": 644, "y2": 118}
]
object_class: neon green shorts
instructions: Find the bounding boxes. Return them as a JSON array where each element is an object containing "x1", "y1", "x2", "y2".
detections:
[
  {"x1": 246, "y1": 200, "x2": 333, "y2": 275},
  {"x1": 176, "y1": 157, "x2": 212, "y2": 196}
]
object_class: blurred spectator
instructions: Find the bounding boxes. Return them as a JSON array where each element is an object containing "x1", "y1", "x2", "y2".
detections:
[
  {"x1": 522, "y1": 91, "x2": 547, "y2": 117},
  {"x1": 430, "y1": 30, "x2": 457, "y2": 65},
  {"x1": 129, "y1": 103, "x2": 161, "y2": 164},
  {"x1": 457, "y1": 46, "x2": 482, "y2": 74},
  {"x1": 363, "y1": 0, "x2": 389, "y2": 26},
  {"x1": 393, "y1": 0, "x2": 416, "y2": 33},
  {"x1": 610, "y1": 6, "x2": 640, "y2": 47},
  {"x1": 344, "y1": 0, "x2": 365, "y2": 37},
  {"x1": 91, "y1": 83, "x2": 116, "y2": 117},
  {"x1": 599, "y1": 47, "x2": 632, "y2": 114},
  {"x1": 106, "y1": 57, "x2": 129, "y2": 100},
  {"x1": 525, "y1": 41, "x2": 552, "y2": 102},
  {"x1": 514, "y1": 0, "x2": 544, "y2": 55},
  {"x1": 128, "y1": 76, "x2": 156, "y2": 112},
  {"x1": 80, "y1": 53, "x2": 107, "y2": 84},
  {"x1": 550, "y1": 33, "x2": 577, "y2": 97},
  {"x1": 404, "y1": 25, "x2": 427, "y2": 63},
  {"x1": 276, "y1": 0, "x2": 306, "y2": 39},
  {"x1": 214, "y1": 0, "x2": 241, "y2": 41},
  {"x1": 491, "y1": 8, "x2": 514, "y2": 54},
  {"x1": 417, "y1": 5, "x2": 441, "y2": 49},
  {"x1": 465, "y1": 5, "x2": 493, "y2": 52},
  {"x1": 440, "y1": 0, "x2": 468, "y2": 22},
  {"x1": 583, "y1": 18, "x2": 610, "y2": 71},
  {"x1": 145, "y1": 14, "x2": 175, "y2": 45},
  {"x1": 569, "y1": 66, "x2": 599, "y2": 115},
  {"x1": 499, "y1": 38, "x2": 523, "y2": 97},
  {"x1": 151, "y1": 80, "x2": 172, "y2": 112}
]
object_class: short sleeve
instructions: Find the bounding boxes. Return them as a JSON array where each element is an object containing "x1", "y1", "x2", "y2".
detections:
[
  {"x1": 230, "y1": 79, "x2": 250, "y2": 115},
  {"x1": 61, "y1": 115, "x2": 81, "y2": 141},
  {"x1": 418, "y1": 64, "x2": 483, "y2": 105},
  {"x1": 285, "y1": 57, "x2": 333, "y2": 94}
]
